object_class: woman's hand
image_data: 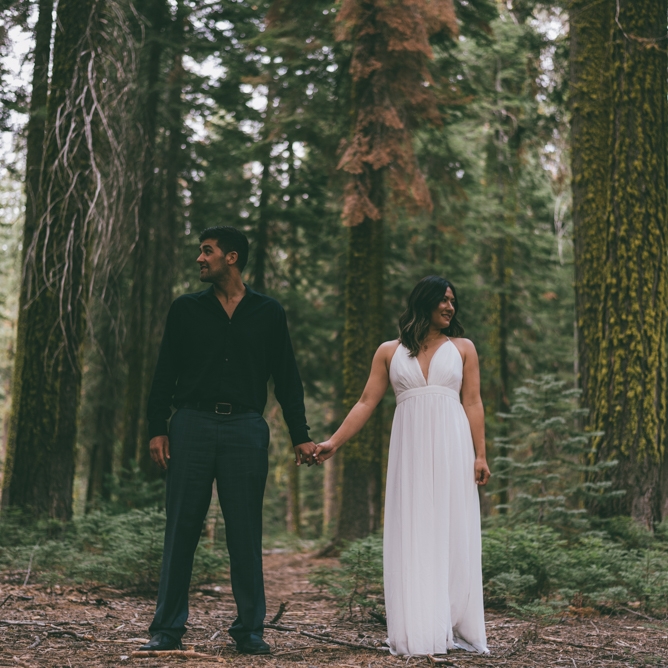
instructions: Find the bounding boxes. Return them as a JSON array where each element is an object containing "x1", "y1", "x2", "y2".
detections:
[
  {"x1": 475, "y1": 457, "x2": 491, "y2": 486},
  {"x1": 314, "y1": 440, "x2": 338, "y2": 464}
]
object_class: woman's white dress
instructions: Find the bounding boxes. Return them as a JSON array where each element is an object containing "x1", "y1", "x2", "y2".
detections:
[{"x1": 384, "y1": 341, "x2": 488, "y2": 656}]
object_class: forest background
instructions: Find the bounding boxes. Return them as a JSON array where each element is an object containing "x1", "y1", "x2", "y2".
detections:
[{"x1": 1, "y1": 0, "x2": 668, "y2": 622}]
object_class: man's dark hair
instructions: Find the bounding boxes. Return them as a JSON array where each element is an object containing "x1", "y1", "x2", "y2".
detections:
[{"x1": 199, "y1": 226, "x2": 249, "y2": 271}]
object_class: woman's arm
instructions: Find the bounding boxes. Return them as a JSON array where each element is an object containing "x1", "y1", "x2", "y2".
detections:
[
  {"x1": 456, "y1": 339, "x2": 491, "y2": 486},
  {"x1": 315, "y1": 341, "x2": 399, "y2": 462}
]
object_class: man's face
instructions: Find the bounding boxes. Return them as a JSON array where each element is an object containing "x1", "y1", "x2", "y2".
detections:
[{"x1": 197, "y1": 238, "x2": 236, "y2": 283}]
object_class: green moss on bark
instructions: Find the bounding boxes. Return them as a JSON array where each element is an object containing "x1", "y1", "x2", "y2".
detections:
[{"x1": 571, "y1": 0, "x2": 668, "y2": 526}]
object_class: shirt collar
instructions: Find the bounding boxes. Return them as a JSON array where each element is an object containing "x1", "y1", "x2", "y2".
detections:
[{"x1": 199, "y1": 282, "x2": 258, "y2": 305}]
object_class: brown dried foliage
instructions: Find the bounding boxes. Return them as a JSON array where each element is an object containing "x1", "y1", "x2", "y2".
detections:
[{"x1": 336, "y1": 0, "x2": 458, "y2": 225}]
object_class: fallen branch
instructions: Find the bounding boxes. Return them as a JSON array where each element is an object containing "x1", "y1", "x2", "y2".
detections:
[
  {"x1": 266, "y1": 621, "x2": 388, "y2": 652},
  {"x1": 270, "y1": 601, "x2": 288, "y2": 624},
  {"x1": 0, "y1": 594, "x2": 33, "y2": 608},
  {"x1": 427, "y1": 656, "x2": 457, "y2": 666},
  {"x1": 94, "y1": 638, "x2": 149, "y2": 644},
  {"x1": 620, "y1": 606, "x2": 660, "y2": 622},
  {"x1": 265, "y1": 622, "x2": 297, "y2": 631},
  {"x1": 28, "y1": 635, "x2": 42, "y2": 649},
  {"x1": 300, "y1": 630, "x2": 388, "y2": 651},
  {"x1": 47, "y1": 625, "x2": 95, "y2": 641},
  {"x1": 540, "y1": 635, "x2": 604, "y2": 650},
  {"x1": 273, "y1": 644, "x2": 322, "y2": 657},
  {"x1": 131, "y1": 650, "x2": 225, "y2": 661},
  {"x1": 22, "y1": 544, "x2": 39, "y2": 587},
  {"x1": 0, "y1": 620, "x2": 47, "y2": 627}
]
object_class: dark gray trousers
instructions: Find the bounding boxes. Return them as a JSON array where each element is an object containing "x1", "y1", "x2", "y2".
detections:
[{"x1": 149, "y1": 409, "x2": 269, "y2": 643}]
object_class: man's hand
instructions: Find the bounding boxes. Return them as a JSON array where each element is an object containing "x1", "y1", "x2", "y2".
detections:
[
  {"x1": 293, "y1": 441, "x2": 316, "y2": 466},
  {"x1": 150, "y1": 435, "x2": 171, "y2": 469}
]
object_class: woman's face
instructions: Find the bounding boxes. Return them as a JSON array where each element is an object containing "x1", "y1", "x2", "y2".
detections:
[{"x1": 430, "y1": 287, "x2": 456, "y2": 331}]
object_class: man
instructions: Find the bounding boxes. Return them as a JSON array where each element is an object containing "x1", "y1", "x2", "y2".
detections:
[{"x1": 141, "y1": 226, "x2": 316, "y2": 655}]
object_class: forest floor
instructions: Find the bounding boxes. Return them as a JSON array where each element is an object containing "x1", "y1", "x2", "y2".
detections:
[{"x1": 1, "y1": 550, "x2": 667, "y2": 668}]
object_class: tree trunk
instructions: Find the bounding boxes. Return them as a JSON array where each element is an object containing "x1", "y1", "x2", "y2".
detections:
[
  {"x1": 121, "y1": 0, "x2": 167, "y2": 471},
  {"x1": 1, "y1": 0, "x2": 54, "y2": 509},
  {"x1": 569, "y1": 0, "x2": 614, "y2": 416},
  {"x1": 337, "y1": 173, "x2": 384, "y2": 540},
  {"x1": 286, "y1": 463, "x2": 300, "y2": 535},
  {"x1": 490, "y1": 234, "x2": 512, "y2": 512},
  {"x1": 322, "y1": 454, "x2": 340, "y2": 536},
  {"x1": 252, "y1": 149, "x2": 272, "y2": 292},
  {"x1": 85, "y1": 302, "x2": 120, "y2": 508},
  {"x1": 22, "y1": 0, "x2": 54, "y2": 267},
  {"x1": 139, "y1": 5, "x2": 185, "y2": 477},
  {"x1": 3, "y1": 0, "x2": 102, "y2": 519},
  {"x1": 572, "y1": 0, "x2": 668, "y2": 527}
]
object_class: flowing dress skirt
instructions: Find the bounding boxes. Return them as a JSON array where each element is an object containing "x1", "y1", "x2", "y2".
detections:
[{"x1": 383, "y1": 383, "x2": 488, "y2": 656}]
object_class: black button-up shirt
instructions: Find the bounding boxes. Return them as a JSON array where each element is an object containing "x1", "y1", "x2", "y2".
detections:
[{"x1": 146, "y1": 284, "x2": 310, "y2": 446}]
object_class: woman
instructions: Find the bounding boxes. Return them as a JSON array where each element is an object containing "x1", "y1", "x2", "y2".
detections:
[{"x1": 315, "y1": 276, "x2": 490, "y2": 657}]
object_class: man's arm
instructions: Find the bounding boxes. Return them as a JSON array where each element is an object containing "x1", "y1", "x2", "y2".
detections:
[
  {"x1": 146, "y1": 302, "x2": 180, "y2": 468},
  {"x1": 270, "y1": 306, "x2": 314, "y2": 465}
]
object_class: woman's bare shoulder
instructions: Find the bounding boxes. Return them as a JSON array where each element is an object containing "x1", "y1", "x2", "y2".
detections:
[
  {"x1": 377, "y1": 339, "x2": 401, "y2": 355},
  {"x1": 449, "y1": 337, "x2": 477, "y2": 359},
  {"x1": 376, "y1": 339, "x2": 401, "y2": 363}
]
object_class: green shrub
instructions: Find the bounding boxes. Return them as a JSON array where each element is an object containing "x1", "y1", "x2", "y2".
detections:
[
  {"x1": 314, "y1": 524, "x2": 668, "y2": 619},
  {"x1": 311, "y1": 534, "x2": 384, "y2": 618},
  {"x1": 0, "y1": 508, "x2": 228, "y2": 592}
]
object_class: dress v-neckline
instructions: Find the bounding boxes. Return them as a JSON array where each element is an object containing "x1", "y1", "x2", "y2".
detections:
[{"x1": 416, "y1": 339, "x2": 451, "y2": 385}]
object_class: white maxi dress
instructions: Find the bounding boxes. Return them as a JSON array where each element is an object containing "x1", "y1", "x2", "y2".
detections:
[{"x1": 384, "y1": 341, "x2": 488, "y2": 656}]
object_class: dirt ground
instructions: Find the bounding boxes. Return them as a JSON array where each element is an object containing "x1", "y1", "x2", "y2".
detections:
[{"x1": 1, "y1": 551, "x2": 667, "y2": 667}]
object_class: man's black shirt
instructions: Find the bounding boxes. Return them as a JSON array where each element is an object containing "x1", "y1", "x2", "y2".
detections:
[{"x1": 146, "y1": 284, "x2": 310, "y2": 446}]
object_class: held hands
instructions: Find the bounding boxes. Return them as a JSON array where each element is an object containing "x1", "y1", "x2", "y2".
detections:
[
  {"x1": 475, "y1": 457, "x2": 491, "y2": 486},
  {"x1": 313, "y1": 440, "x2": 337, "y2": 464},
  {"x1": 293, "y1": 441, "x2": 317, "y2": 466},
  {"x1": 149, "y1": 435, "x2": 170, "y2": 469}
]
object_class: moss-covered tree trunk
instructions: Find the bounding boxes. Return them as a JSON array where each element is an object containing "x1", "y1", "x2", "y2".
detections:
[
  {"x1": 2, "y1": 0, "x2": 102, "y2": 519},
  {"x1": 121, "y1": 0, "x2": 167, "y2": 472},
  {"x1": 570, "y1": 0, "x2": 614, "y2": 417},
  {"x1": 571, "y1": 0, "x2": 668, "y2": 527}
]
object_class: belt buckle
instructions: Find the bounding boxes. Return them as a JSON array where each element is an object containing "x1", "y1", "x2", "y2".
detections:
[{"x1": 215, "y1": 402, "x2": 232, "y2": 415}]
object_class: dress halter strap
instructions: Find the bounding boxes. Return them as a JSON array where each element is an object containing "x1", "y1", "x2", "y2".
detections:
[{"x1": 395, "y1": 385, "x2": 460, "y2": 405}]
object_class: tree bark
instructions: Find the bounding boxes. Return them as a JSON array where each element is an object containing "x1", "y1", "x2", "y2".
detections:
[
  {"x1": 571, "y1": 0, "x2": 668, "y2": 527},
  {"x1": 85, "y1": 304, "x2": 120, "y2": 508},
  {"x1": 286, "y1": 463, "x2": 300, "y2": 535},
  {"x1": 22, "y1": 0, "x2": 54, "y2": 267},
  {"x1": 337, "y1": 173, "x2": 384, "y2": 541},
  {"x1": 139, "y1": 4, "x2": 185, "y2": 477},
  {"x1": 3, "y1": 0, "x2": 103, "y2": 519},
  {"x1": 121, "y1": 0, "x2": 167, "y2": 471},
  {"x1": 570, "y1": 0, "x2": 614, "y2": 417},
  {"x1": 322, "y1": 454, "x2": 341, "y2": 536},
  {"x1": 252, "y1": 148, "x2": 272, "y2": 292}
]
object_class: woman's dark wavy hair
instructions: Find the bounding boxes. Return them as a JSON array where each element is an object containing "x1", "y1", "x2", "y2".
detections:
[{"x1": 398, "y1": 276, "x2": 465, "y2": 357}]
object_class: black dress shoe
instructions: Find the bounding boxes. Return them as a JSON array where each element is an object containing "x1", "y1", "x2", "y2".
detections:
[
  {"x1": 138, "y1": 632, "x2": 183, "y2": 652},
  {"x1": 236, "y1": 637, "x2": 271, "y2": 655}
]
